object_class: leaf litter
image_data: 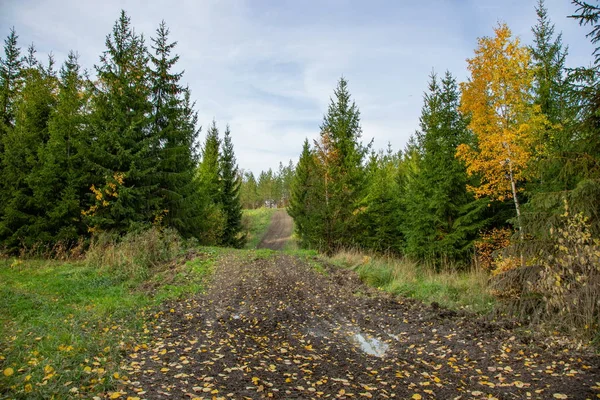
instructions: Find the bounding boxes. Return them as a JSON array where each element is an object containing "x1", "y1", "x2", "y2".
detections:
[{"x1": 118, "y1": 253, "x2": 600, "y2": 399}]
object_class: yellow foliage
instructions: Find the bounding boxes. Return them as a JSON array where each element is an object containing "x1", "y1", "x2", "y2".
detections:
[{"x1": 457, "y1": 23, "x2": 547, "y2": 201}]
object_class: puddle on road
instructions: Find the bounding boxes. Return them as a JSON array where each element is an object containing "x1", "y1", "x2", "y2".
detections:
[{"x1": 350, "y1": 332, "x2": 389, "y2": 357}]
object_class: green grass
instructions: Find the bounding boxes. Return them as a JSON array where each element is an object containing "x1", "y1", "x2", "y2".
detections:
[
  {"x1": 242, "y1": 207, "x2": 278, "y2": 249},
  {"x1": 328, "y1": 250, "x2": 495, "y2": 313},
  {"x1": 0, "y1": 248, "x2": 218, "y2": 399}
]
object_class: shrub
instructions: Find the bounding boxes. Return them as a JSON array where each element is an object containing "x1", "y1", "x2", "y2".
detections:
[{"x1": 85, "y1": 227, "x2": 182, "y2": 280}]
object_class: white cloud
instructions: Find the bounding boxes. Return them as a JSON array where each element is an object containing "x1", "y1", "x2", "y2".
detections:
[{"x1": 0, "y1": 0, "x2": 595, "y2": 174}]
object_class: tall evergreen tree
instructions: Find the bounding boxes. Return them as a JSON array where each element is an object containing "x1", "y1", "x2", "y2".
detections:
[
  {"x1": 530, "y1": 0, "x2": 569, "y2": 125},
  {"x1": 315, "y1": 77, "x2": 369, "y2": 252},
  {"x1": 219, "y1": 125, "x2": 244, "y2": 247},
  {"x1": 198, "y1": 120, "x2": 221, "y2": 203},
  {"x1": 402, "y1": 71, "x2": 485, "y2": 264},
  {"x1": 355, "y1": 146, "x2": 404, "y2": 253},
  {"x1": 85, "y1": 10, "x2": 154, "y2": 233},
  {"x1": 0, "y1": 28, "x2": 22, "y2": 141},
  {"x1": 1, "y1": 47, "x2": 57, "y2": 248},
  {"x1": 288, "y1": 139, "x2": 326, "y2": 248},
  {"x1": 149, "y1": 21, "x2": 202, "y2": 236},
  {"x1": 34, "y1": 51, "x2": 89, "y2": 243},
  {"x1": 0, "y1": 28, "x2": 23, "y2": 228}
]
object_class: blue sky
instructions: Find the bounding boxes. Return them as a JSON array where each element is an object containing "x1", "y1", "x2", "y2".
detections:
[{"x1": 1, "y1": 0, "x2": 595, "y2": 175}]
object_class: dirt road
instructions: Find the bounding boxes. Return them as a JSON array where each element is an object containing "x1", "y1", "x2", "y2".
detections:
[
  {"x1": 121, "y1": 253, "x2": 600, "y2": 399},
  {"x1": 257, "y1": 210, "x2": 294, "y2": 250}
]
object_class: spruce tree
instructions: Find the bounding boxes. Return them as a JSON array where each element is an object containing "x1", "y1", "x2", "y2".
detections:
[
  {"x1": 288, "y1": 139, "x2": 325, "y2": 247},
  {"x1": 316, "y1": 77, "x2": 368, "y2": 252},
  {"x1": 0, "y1": 28, "x2": 22, "y2": 142},
  {"x1": 198, "y1": 120, "x2": 221, "y2": 202},
  {"x1": 1, "y1": 47, "x2": 57, "y2": 248},
  {"x1": 34, "y1": 51, "x2": 89, "y2": 243},
  {"x1": 0, "y1": 28, "x2": 23, "y2": 229},
  {"x1": 403, "y1": 71, "x2": 485, "y2": 265},
  {"x1": 219, "y1": 125, "x2": 244, "y2": 247},
  {"x1": 530, "y1": 0, "x2": 568, "y2": 125},
  {"x1": 355, "y1": 146, "x2": 403, "y2": 253},
  {"x1": 149, "y1": 21, "x2": 201, "y2": 236},
  {"x1": 86, "y1": 10, "x2": 154, "y2": 233}
]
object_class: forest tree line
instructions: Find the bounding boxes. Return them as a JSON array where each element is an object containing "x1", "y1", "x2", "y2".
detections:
[
  {"x1": 288, "y1": 0, "x2": 600, "y2": 273},
  {"x1": 240, "y1": 162, "x2": 294, "y2": 209},
  {"x1": 0, "y1": 11, "x2": 245, "y2": 253}
]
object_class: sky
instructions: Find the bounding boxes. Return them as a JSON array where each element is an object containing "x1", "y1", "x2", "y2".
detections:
[{"x1": 0, "y1": 0, "x2": 596, "y2": 175}]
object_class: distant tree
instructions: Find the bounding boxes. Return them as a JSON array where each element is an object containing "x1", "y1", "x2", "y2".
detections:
[
  {"x1": 240, "y1": 171, "x2": 259, "y2": 209},
  {"x1": 219, "y1": 125, "x2": 244, "y2": 247}
]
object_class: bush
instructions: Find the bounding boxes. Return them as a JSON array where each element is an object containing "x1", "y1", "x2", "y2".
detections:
[
  {"x1": 492, "y1": 202, "x2": 600, "y2": 339},
  {"x1": 85, "y1": 227, "x2": 182, "y2": 280}
]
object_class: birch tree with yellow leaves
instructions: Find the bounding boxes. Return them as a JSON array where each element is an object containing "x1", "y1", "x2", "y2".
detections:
[{"x1": 457, "y1": 23, "x2": 547, "y2": 242}]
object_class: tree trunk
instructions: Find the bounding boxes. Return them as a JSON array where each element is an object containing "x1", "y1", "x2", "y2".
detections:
[{"x1": 507, "y1": 157, "x2": 525, "y2": 267}]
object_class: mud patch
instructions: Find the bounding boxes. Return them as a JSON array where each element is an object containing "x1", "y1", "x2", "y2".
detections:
[{"x1": 121, "y1": 254, "x2": 600, "y2": 399}]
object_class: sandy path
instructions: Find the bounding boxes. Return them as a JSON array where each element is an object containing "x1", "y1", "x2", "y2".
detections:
[{"x1": 257, "y1": 210, "x2": 294, "y2": 250}]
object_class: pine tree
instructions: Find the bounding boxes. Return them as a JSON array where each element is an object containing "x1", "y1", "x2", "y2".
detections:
[
  {"x1": 85, "y1": 10, "x2": 154, "y2": 233},
  {"x1": 219, "y1": 125, "x2": 244, "y2": 247}
]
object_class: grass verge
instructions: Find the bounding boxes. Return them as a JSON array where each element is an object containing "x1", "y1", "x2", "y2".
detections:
[
  {"x1": 0, "y1": 247, "x2": 218, "y2": 399},
  {"x1": 242, "y1": 208, "x2": 278, "y2": 249},
  {"x1": 328, "y1": 250, "x2": 495, "y2": 313}
]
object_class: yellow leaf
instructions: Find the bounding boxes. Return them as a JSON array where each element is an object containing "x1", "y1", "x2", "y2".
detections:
[
  {"x1": 109, "y1": 392, "x2": 122, "y2": 399},
  {"x1": 553, "y1": 395, "x2": 568, "y2": 399},
  {"x1": 24, "y1": 383, "x2": 32, "y2": 393},
  {"x1": 83, "y1": 366, "x2": 92, "y2": 373},
  {"x1": 412, "y1": 395, "x2": 422, "y2": 400},
  {"x1": 160, "y1": 368, "x2": 169, "y2": 372},
  {"x1": 113, "y1": 372, "x2": 120, "y2": 379},
  {"x1": 3, "y1": 368, "x2": 13, "y2": 377}
]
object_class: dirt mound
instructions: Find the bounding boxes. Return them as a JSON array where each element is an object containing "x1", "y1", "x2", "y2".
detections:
[
  {"x1": 121, "y1": 254, "x2": 600, "y2": 399},
  {"x1": 257, "y1": 210, "x2": 293, "y2": 250}
]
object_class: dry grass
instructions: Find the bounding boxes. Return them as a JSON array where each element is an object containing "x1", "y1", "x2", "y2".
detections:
[
  {"x1": 328, "y1": 249, "x2": 494, "y2": 313},
  {"x1": 85, "y1": 227, "x2": 182, "y2": 280}
]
